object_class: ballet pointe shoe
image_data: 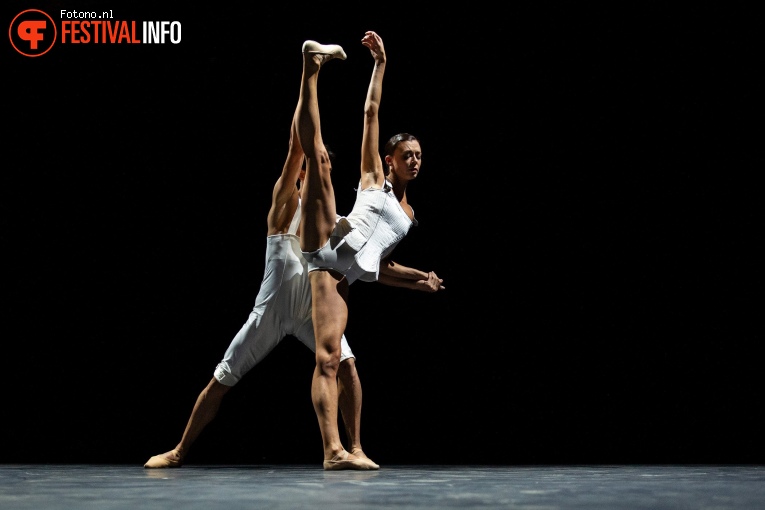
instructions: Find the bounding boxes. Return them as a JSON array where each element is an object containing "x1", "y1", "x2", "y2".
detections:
[
  {"x1": 323, "y1": 450, "x2": 376, "y2": 471},
  {"x1": 302, "y1": 40, "x2": 347, "y2": 62},
  {"x1": 144, "y1": 449, "x2": 183, "y2": 468}
]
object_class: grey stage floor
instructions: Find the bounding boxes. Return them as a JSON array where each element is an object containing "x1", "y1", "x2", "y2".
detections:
[{"x1": 2, "y1": 464, "x2": 765, "y2": 509}]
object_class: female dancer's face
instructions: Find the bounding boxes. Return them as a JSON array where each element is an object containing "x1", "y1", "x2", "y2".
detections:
[{"x1": 388, "y1": 141, "x2": 422, "y2": 181}]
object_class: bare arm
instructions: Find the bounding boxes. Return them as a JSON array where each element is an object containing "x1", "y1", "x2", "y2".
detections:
[
  {"x1": 377, "y1": 258, "x2": 445, "y2": 292},
  {"x1": 267, "y1": 116, "x2": 304, "y2": 235},
  {"x1": 359, "y1": 31, "x2": 386, "y2": 191}
]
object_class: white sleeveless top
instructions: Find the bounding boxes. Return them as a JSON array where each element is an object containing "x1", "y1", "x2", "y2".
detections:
[{"x1": 343, "y1": 180, "x2": 417, "y2": 282}]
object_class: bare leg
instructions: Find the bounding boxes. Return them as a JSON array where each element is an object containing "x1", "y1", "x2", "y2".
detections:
[
  {"x1": 337, "y1": 358, "x2": 362, "y2": 452},
  {"x1": 309, "y1": 270, "x2": 373, "y2": 470},
  {"x1": 296, "y1": 42, "x2": 342, "y2": 253},
  {"x1": 338, "y1": 358, "x2": 379, "y2": 469},
  {"x1": 144, "y1": 378, "x2": 231, "y2": 468},
  {"x1": 295, "y1": 40, "x2": 372, "y2": 470}
]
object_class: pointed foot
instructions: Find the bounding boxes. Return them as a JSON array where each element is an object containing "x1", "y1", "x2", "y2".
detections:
[
  {"x1": 144, "y1": 449, "x2": 183, "y2": 469},
  {"x1": 302, "y1": 40, "x2": 347, "y2": 63}
]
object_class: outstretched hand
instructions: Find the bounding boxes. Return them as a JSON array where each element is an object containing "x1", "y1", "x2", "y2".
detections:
[
  {"x1": 361, "y1": 31, "x2": 385, "y2": 64},
  {"x1": 415, "y1": 271, "x2": 445, "y2": 293}
]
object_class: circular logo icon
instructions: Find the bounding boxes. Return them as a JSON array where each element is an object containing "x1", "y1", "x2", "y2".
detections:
[{"x1": 9, "y1": 9, "x2": 57, "y2": 57}]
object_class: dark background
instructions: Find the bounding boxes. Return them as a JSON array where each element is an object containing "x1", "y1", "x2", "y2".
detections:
[{"x1": 3, "y1": 3, "x2": 760, "y2": 466}]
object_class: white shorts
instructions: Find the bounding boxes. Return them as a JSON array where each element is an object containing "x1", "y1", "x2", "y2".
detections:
[
  {"x1": 213, "y1": 234, "x2": 354, "y2": 386},
  {"x1": 302, "y1": 218, "x2": 370, "y2": 284},
  {"x1": 214, "y1": 309, "x2": 354, "y2": 386}
]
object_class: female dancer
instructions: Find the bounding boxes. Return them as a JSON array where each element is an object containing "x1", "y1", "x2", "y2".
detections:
[{"x1": 297, "y1": 31, "x2": 443, "y2": 470}]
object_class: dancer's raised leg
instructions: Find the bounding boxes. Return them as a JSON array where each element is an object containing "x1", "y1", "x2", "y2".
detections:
[{"x1": 295, "y1": 40, "x2": 372, "y2": 470}]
